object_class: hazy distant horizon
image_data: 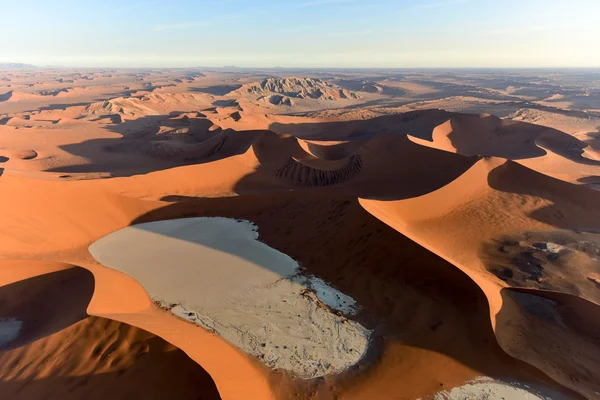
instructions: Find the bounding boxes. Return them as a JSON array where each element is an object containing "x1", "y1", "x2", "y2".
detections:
[
  {"x1": 2, "y1": 63, "x2": 600, "y2": 71},
  {"x1": 3, "y1": 0, "x2": 599, "y2": 69}
]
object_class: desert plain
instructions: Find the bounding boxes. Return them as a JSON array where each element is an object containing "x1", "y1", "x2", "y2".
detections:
[{"x1": 1, "y1": 65, "x2": 600, "y2": 399}]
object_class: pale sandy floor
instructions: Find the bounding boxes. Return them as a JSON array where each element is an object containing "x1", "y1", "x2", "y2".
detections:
[
  {"x1": 426, "y1": 377, "x2": 574, "y2": 400},
  {"x1": 89, "y1": 217, "x2": 371, "y2": 379}
]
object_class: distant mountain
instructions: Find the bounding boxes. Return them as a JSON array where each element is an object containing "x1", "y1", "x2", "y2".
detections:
[
  {"x1": 0, "y1": 63, "x2": 36, "y2": 69},
  {"x1": 235, "y1": 77, "x2": 361, "y2": 102}
]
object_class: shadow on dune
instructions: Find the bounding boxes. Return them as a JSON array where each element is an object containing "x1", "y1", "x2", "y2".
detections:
[
  {"x1": 0, "y1": 266, "x2": 222, "y2": 399},
  {"x1": 406, "y1": 113, "x2": 598, "y2": 165},
  {"x1": 171, "y1": 112, "x2": 479, "y2": 200},
  {"x1": 535, "y1": 131, "x2": 600, "y2": 166},
  {"x1": 45, "y1": 113, "x2": 260, "y2": 177},
  {"x1": 0, "y1": 345, "x2": 221, "y2": 400},
  {"x1": 0, "y1": 267, "x2": 94, "y2": 351},
  {"x1": 0, "y1": 92, "x2": 13, "y2": 102},
  {"x1": 577, "y1": 175, "x2": 600, "y2": 185},
  {"x1": 268, "y1": 110, "x2": 454, "y2": 140},
  {"x1": 35, "y1": 102, "x2": 100, "y2": 112},
  {"x1": 488, "y1": 160, "x2": 600, "y2": 230},
  {"x1": 495, "y1": 287, "x2": 600, "y2": 399},
  {"x1": 125, "y1": 192, "x2": 562, "y2": 393},
  {"x1": 190, "y1": 85, "x2": 242, "y2": 96},
  {"x1": 0, "y1": 312, "x2": 221, "y2": 400},
  {"x1": 45, "y1": 110, "x2": 480, "y2": 190}
]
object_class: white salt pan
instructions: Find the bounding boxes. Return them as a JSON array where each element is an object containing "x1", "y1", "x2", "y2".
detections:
[
  {"x1": 89, "y1": 217, "x2": 371, "y2": 378},
  {"x1": 427, "y1": 377, "x2": 570, "y2": 400}
]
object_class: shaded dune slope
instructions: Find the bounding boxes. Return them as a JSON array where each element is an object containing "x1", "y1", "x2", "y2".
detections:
[
  {"x1": 0, "y1": 263, "x2": 220, "y2": 400},
  {"x1": 497, "y1": 287, "x2": 600, "y2": 400},
  {"x1": 236, "y1": 130, "x2": 478, "y2": 199},
  {"x1": 0, "y1": 265, "x2": 93, "y2": 351},
  {"x1": 360, "y1": 157, "x2": 600, "y2": 398},
  {"x1": 407, "y1": 113, "x2": 600, "y2": 185}
]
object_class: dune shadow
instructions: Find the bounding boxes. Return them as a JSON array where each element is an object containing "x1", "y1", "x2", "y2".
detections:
[
  {"x1": 495, "y1": 287, "x2": 600, "y2": 398},
  {"x1": 0, "y1": 351, "x2": 221, "y2": 400},
  {"x1": 47, "y1": 109, "x2": 491, "y2": 183},
  {"x1": 536, "y1": 131, "x2": 600, "y2": 166},
  {"x1": 190, "y1": 85, "x2": 242, "y2": 96},
  {"x1": 0, "y1": 91, "x2": 12, "y2": 102},
  {"x1": 0, "y1": 267, "x2": 94, "y2": 351},
  {"x1": 36, "y1": 102, "x2": 97, "y2": 112},
  {"x1": 577, "y1": 175, "x2": 600, "y2": 184},
  {"x1": 268, "y1": 109, "x2": 453, "y2": 140},
  {"x1": 45, "y1": 113, "x2": 257, "y2": 177},
  {"x1": 487, "y1": 160, "x2": 600, "y2": 230},
  {"x1": 157, "y1": 112, "x2": 478, "y2": 200},
  {"x1": 0, "y1": 315, "x2": 221, "y2": 400}
]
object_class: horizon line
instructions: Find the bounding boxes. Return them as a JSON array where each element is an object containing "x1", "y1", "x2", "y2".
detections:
[{"x1": 2, "y1": 63, "x2": 600, "y2": 70}]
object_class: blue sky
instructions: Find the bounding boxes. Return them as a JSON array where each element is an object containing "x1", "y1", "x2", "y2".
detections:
[{"x1": 1, "y1": 0, "x2": 599, "y2": 68}]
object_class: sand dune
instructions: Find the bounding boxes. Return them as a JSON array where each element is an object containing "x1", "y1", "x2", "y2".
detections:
[
  {"x1": 360, "y1": 158, "x2": 600, "y2": 398},
  {"x1": 0, "y1": 260, "x2": 217, "y2": 399},
  {"x1": 12, "y1": 149, "x2": 38, "y2": 160},
  {"x1": 0, "y1": 316, "x2": 221, "y2": 400},
  {"x1": 0, "y1": 90, "x2": 39, "y2": 102},
  {"x1": 2, "y1": 68, "x2": 599, "y2": 400},
  {"x1": 0, "y1": 265, "x2": 220, "y2": 399},
  {"x1": 407, "y1": 113, "x2": 600, "y2": 186},
  {"x1": 297, "y1": 139, "x2": 368, "y2": 161}
]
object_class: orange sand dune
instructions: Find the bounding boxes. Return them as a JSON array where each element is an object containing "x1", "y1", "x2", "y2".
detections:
[
  {"x1": 297, "y1": 138, "x2": 369, "y2": 161},
  {"x1": 361, "y1": 157, "x2": 600, "y2": 398},
  {"x1": 0, "y1": 264, "x2": 220, "y2": 400},
  {"x1": 120, "y1": 192, "x2": 576, "y2": 399},
  {"x1": 408, "y1": 113, "x2": 600, "y2": 185},
  {"x1": 1, "y1": 72, "x2": 598, "y2": 400}
]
